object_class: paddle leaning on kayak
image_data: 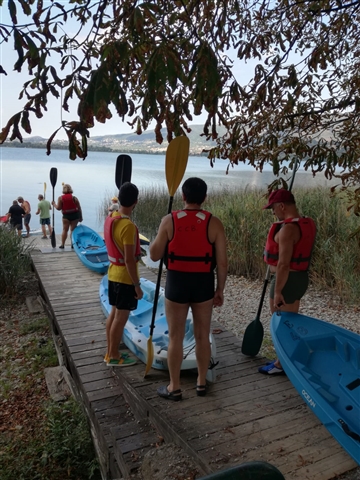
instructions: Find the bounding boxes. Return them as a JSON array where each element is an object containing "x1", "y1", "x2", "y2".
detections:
[{"x1": 258, "y1": 189, "x2": 316, "y2": 375}]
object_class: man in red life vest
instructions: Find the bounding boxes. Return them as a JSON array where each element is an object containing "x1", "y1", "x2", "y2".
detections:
[
  {"x1": 150, "y1": 177, "x2": 228, "y2": 400},
  {"x1": 103, "y1": 182, "x2": 143, "y2": 367},
  {"x1": 258, "y1": 189, "x2": 316, "y2": 375}
]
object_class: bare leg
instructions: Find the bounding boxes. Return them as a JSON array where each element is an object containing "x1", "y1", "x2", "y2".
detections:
[
  {"x1": 41, "y1": 223, "x2": 47, "y2": 237},
  {"x1": 61, "y1": 218, "x2": 70, "y2": 247},
  {"x1": 191, "y1": 299, "x2": 213, "y2": 387},
  {"x1": 106, "y1": 306, "x2": 116, "y2": 357},
  {"x1": 165, "y1": 299, "x2": 188, "y2": 392},
  {"x1": 108, "y1": 308, "x2": 130, "y2": 359},
  {"x1": 69, "y1": 219, "x2": 79, "y2": 247},
  {"x1": 47, "y1": 223, "x2": 53, "y2": 236}
]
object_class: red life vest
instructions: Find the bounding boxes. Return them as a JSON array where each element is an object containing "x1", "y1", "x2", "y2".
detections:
[
  {"x1": 166, "y1": 209, "x2": 215, "y2": 273},
  {"x1": 264, "y1": 217, "x2": 316, "y2": 271},
  {"x1": 104, "y1": 214, "x2": 141, "y2": 266},
  {"x1": 61, "y1": 194, "x2": 79, "y2": 214}
]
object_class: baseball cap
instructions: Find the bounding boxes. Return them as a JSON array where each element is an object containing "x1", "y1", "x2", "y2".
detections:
[
  {"x1": 111, "y1": 196, "x2": 118, "y2": 202},
  {"x1": 263, "y1": 189, "x2": 295, "y2": 209}
]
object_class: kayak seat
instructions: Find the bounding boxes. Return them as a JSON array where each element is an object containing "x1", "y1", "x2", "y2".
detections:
[{"x1": 129, "y1": 299, "x2": 153, "y2": 324}]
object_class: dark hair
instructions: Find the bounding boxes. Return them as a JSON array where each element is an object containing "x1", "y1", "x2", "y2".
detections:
[
  {"x1": 119, "y1": 182, "x2": 139, "y2": 207},
  {"x1": 182, "y1": 177, "x2": 207, "y2": 205}
]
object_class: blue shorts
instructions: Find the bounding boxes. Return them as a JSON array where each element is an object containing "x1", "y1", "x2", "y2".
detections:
[
  {"x1": 108, "y1": 281, "x2": 138, "y2": 311},
  {"x1": 24, "y1": 213, "x2": 31, "y2": 225},
  {"x1": 165, "y1": 270, "x2": 215, "y2": 304},
  {"x1": 40, "y1": 218, "x2": 50, "y2": 225}
]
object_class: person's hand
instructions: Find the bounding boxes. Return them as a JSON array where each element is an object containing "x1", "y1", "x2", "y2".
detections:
[
  {"x1": 134, "y1": 285, "x2": 143, "y2": 300},
  {"x1": 213, "y1": 288, "x2": 224, "y2": 307},
  {"x1": 274, "y1": 293, "x2": 286, "y2": 310}
]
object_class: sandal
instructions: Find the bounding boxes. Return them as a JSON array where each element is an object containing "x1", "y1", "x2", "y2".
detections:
[
  {"x1": 196, "y1": 385, "x2": 207, "y2": 397},
  {"x1": 59, "y1": 245, "x2": 65, "y2": 249},
  {"x1": 157, "y1": 385, "x2": 182, "y2": 402}
]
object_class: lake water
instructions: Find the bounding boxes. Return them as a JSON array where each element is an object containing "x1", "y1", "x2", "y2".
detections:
[{"x1": 0, "y1": 147, "x2": 335, "y2": 232}]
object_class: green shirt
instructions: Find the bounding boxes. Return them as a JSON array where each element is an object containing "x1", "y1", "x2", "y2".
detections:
[{"x1": 37, "y1": 199, "x2": 51, "y2": 219}]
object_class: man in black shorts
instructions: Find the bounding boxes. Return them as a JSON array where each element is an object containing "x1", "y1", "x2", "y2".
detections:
[
  {"x1": 258, "y1": 189, "x2": 316, "y2": 375},
  {"x1": 7, "y1": 200, "x2": 25, "y2": 236},
  {"x1": 150, "y1": 177, "x2": 228, "y2": 400}
]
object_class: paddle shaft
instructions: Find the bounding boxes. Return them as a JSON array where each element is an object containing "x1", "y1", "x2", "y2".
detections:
[
  {"x1": 145, "y1": 137, "x2": 189, "y2": 376},
  {"x1": 50, "y1": 168, "x2": 58, "y2": 248},
  {"x1": 149, "y1": 196, "x2": 174, "y2": 336}
]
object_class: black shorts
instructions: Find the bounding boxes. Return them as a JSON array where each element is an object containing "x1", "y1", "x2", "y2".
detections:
[
  {"x1": 63, "y1": 212, "x2": 80, "y2": 221},
  {"x1": 165, "y1": 270, "x2": 215, "y2": 304},
  {"x1": 24, "y1": 213, "x2": 31, "y2": 225},
  {"x1": 269, "y1": 271, "x2": 309, "y2": 304},
  {"x1": 11, "y1": 222, "x2": 22, "y2": 231},
  {"x1": 40, "y1": 218, "x2": 50, "y2": 225},
  {"x1": 108, "y1": 280, "x2": 138, "y2": 311}
]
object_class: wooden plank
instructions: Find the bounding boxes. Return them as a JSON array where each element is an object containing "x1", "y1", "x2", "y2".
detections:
[{"x1": 29, "y1": 247, "x2": 358, "y2": 480}]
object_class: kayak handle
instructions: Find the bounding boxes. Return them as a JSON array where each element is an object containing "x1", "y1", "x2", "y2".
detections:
[{"x1": 338, "y1": 418, "x2": 360, "y2": 442}]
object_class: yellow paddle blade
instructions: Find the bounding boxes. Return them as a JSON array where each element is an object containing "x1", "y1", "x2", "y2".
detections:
[
  {"x1": 165, "y1": 136, "x2": 190, "y2": 196},
  {"x1": 139, "y1": 233, "x2": 150, "y2": 244},
  {"x1": 144, "y1": 336, "x2": 154, "y2": 377}
]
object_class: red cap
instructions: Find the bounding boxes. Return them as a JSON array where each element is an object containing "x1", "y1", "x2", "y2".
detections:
[{"x1": 263, "y1": 189, "x2": 295, "y2": 209}]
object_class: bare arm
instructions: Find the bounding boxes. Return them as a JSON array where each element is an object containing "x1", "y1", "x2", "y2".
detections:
[
  {"x1": 52, "y1": 196, "x2": 63, "y2": 211},
  {"x1": 123, "y1": 243, "x2": 143, "y2": 300},
  {"x1": 274, "y1": 224, "x2": 299, "y2": 307},
  {"x1": 209, "y1": 216, "x2": 228, "y2": 307},
  {"x1": 149, "y1": 214, "x2": 172, "y2": 261}
]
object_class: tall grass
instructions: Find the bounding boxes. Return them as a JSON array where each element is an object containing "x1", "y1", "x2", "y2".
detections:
[
  {"x1": 0, "y1": 226, "x2": 33, "y2": 297},
  {"x1": 99, "y1": 186, "x2": 360, "y2": 304}
]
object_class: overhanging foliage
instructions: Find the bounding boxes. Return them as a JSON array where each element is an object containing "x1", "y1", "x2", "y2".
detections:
[{"x1": 1, "y1": 0, "x2": 360, "y2": 212}]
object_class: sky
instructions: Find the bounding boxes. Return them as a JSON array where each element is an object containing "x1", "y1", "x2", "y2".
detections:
[{"x1": 0, "y1": 2, "x2": 258, "y2": 142}]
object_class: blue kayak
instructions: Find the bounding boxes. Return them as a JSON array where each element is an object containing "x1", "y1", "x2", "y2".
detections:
[
  {"x1": 99, "y1": 275, "x2": 217, "y2": 382},
  {"x1": 72, "y1": 224, "x2": 109, "y2": 274},
  {"x1": 271, "y1": 311, "x2": 360, "y2": 465}
]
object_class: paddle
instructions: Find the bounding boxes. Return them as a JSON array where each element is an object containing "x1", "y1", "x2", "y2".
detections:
[
  {"x1": 50, "y1": 167, "x2": 58, "y2": 248},
  {"x1": 144, "y1": 136, "x2": 190, "y2": 377},
  {"x1": 115, "y1": 154, "x2": 132, "y2": 192},
  {"x1": 241, "y1": 161, "x2": 299, "y2": 356}
]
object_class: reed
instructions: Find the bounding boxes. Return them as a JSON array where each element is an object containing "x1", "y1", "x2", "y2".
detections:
[
  {"x1": 99, "y1": 185, "x2": 360, "y2": 304},
  {"x1": 0, "y1": 226, "x2": 33, "y2": 296}
]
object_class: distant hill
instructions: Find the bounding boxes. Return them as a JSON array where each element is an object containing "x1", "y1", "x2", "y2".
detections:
[{"x1": 4, "y1": 124, "x2": 227, "y2": 155}]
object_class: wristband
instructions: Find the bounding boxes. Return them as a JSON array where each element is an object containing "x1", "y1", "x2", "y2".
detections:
[{"x1": 133, "y1": 282, "x2": 141, "y2": 287}]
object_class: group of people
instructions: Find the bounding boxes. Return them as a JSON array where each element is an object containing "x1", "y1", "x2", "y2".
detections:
[
  {"x1": 4, "y1": 184, "x2": 83, "y2": 247},
  {"x1": 5, "y1": 197, "x2": 32, "y2": 237},
  {"x1": 103, "y1": 176, "x2": 316, "y2": 402}
]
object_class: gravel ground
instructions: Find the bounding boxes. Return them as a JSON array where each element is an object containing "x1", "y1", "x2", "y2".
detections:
[{"x1": 212, "y1": 274, "x2": 360, "y2": 355}]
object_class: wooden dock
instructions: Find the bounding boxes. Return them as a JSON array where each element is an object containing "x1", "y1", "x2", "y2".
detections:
[{"x1": 27, "y1": 235, "x2": 358, "y2": 479}]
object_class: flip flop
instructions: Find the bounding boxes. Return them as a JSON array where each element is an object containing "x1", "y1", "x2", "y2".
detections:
[{"x1": 157, "y1": 385, "x2": 182, "y2": 402}]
